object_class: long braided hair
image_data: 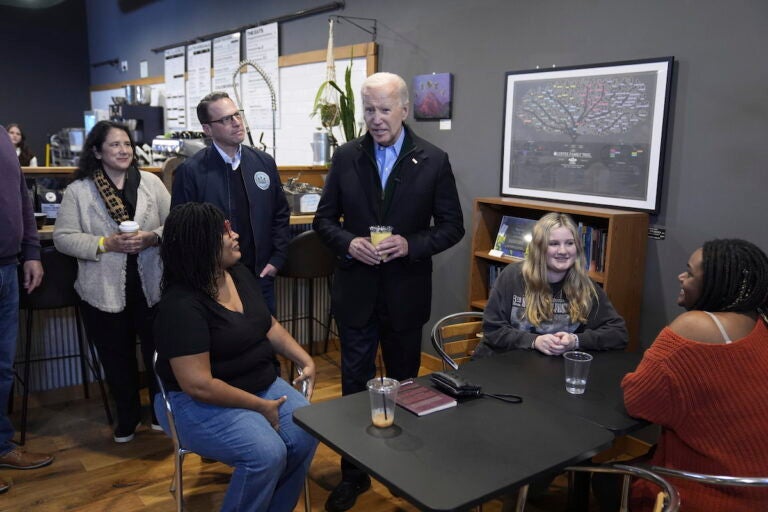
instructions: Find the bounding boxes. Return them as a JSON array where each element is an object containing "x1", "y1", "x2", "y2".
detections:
[
  {"x1": 693, "y1": 239, "x2": 768, "y2": 316},
  {"x1": 160, "y1": 202, "x2": 227, "y2": 299}
]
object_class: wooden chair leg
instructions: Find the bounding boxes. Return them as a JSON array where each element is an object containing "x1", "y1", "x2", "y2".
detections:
[
  {"x1": 322, "y1": 275, "x2": 333, "y2": 353},
  {"x1": 77, "y1": 306, "x2": 113, "y2": 425},
  {"x1": 307, "y1": 279, "x2": 315, "y2": 356},
  {"x1": 515, "y1": 484, "x2": 529, "y2": 512},
  {"x1": 303, "y1": 475, "x2": 311, "y2": 511},
  {"x1": 619, "y1": 474, "x2": 631, "y2": 512},
  {"x1": 289, "y1": 278, "x2": 299, "y2": 378},
  {"x1": 19, "y1": 309, "x2": 34, "y2": 446}
]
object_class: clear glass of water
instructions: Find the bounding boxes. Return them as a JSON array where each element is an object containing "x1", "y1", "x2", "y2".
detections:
[{"x1": 563, "y1": 351, "x2": 593, "y2": 395}]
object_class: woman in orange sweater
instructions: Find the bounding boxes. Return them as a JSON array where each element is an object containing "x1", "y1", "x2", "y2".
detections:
[{"x1": 622, "y1": 239, "x2": 768, "y2": 511}]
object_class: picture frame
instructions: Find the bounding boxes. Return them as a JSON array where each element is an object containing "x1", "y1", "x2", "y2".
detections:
[
  {"x1": 500, "y1": 57, "x2": 674, "y2": 212},
  {"x1": 413, "y1": 72, "x2": 452, "y2": 120}
]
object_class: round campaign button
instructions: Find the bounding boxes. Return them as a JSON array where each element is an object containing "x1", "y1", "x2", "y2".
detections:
[{"x1": 254, "y1": 171, "x2": 270, "y2": 190}]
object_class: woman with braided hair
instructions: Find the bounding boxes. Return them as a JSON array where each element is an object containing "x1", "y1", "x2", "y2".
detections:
[
  {"x1": 153, "y1": 202, "x2": 317, "y2": 512},
  {"x1": 620, "y1": 239, "x2": 768, "y2": 511}
]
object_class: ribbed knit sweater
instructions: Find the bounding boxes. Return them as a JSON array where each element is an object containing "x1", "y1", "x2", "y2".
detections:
[
  {"x1": 0, "y1": 125, "x2": 40, "y2": 265},
  {"x1": 622, "y1": 319, "x2": 768, "y2": 511}
]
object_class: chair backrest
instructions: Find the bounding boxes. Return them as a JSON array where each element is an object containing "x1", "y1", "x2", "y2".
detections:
[
  {"x1": 648, "y1": 465, "x2": 768, "y2": 488},
  {"x1": 19, "y1": 245, "x2": 79, "y2": 310},
  {"x1": 161, "y1": 156, "x2": 184, "y2": 192},
  {"x1": 430, "y1": 311, "x2": 484, "y2": 371},
  {"x1": 152, "y1": 351, "x2": 186, "y2": 451},
  {"x1": 566, "y1": 463, "x2": 681, "y2": 512},
  {"x1": 278, "y1": 229, "x2": 335, "y2": 279}
]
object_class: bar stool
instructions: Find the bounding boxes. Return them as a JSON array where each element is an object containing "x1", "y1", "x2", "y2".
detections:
[
  {"x1": 277, "y1": 230, "x2": 336, "y2": 362},
  {"x1": 15, "y1": 245, "x2": 113, "y2": 444}
]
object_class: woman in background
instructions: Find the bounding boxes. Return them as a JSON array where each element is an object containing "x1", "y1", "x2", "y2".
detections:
[
  {"x1": 6, "y1": 124, "x2": 37, "y2": 167},
  {"x1": 621, "y1": 239, "x2": 768, "y2": 511},
  {"x1": 474, "y1": 211, "x2": 627, "y2": 357},
  {"x1": 54, "y1": 120, "x2": 169, "y2": 443},
  {"x1": 154, "y1": 202, "x2": 317, "y2": 512}
]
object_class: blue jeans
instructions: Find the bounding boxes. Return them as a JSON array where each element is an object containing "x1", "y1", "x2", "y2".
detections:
[
  {"x1": 154, "y1": 377, "x2": 317, "y2": 512},
  {"x1": 0, "y1": 264, "x2": 19, "y2": 455}
]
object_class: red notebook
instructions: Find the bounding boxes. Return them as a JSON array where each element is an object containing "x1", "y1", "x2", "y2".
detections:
[{"x1": 396, "y1": 379, "x2": 457, "y2": 416}]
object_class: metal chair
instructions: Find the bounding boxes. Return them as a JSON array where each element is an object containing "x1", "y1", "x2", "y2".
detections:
[
  {"x1": 513, "y1": 463, "x2": 680, "y2": 512},
  {"x1": 278, "y1": 229, "x2": 336, "y2": 360},
  {"x1": 15, "y1": 245, "x2": 112, "y2": 445},
  {"x1": 430, "y1": 311, "x2": 484, "y2": 370},
  {"x1": 645, "y1": 465, "x2": 768, "y2": 509},
  {"x1": 152, "y1": 352, "x2": 312, "y2": 512},
  {"x1": 648, "y1": 465, "x2": 768, "y2": 488},
  {"x1": 152, "y1": 351, "x2": 192, "y2": 512}
]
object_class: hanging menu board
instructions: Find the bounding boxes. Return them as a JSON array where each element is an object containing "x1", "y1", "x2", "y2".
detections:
[
  {"x1": 213, "y1": 32, "x2": 241, "y2": 102},
  {"x1": 164, "y1": 46, "x2": 186, "y2": 131},
  {"x1": 244, "y1": 22, "x2": 280, "y2": 130},
  {"x1": 186, "y1": 41, "x2": 212, "y2": 131}
]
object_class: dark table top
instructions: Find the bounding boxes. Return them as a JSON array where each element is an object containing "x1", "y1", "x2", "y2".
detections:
[
  {"x1": 294, "y1": 386, "x2": 613, "y2": 511},
  {"x1": 458, "y1": 350, "x2": 645, "y2": 436}
]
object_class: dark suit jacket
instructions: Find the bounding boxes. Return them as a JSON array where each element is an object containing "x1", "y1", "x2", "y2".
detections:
[
  {"x1": 171, "y1": 145, "x2": 291, "y2": 271},
  {"x1": 313, "y1": 126, "x2": 464, "y2": 330}
]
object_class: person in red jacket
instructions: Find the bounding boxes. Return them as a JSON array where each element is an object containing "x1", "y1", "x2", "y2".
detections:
[{"x1": 621, "y1": 239, "x2": 768, "y2": 511}]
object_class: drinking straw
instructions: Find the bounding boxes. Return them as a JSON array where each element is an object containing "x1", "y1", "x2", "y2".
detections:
[{"x1": 378, "y1": 352, "x2": 387, "y2": 421}]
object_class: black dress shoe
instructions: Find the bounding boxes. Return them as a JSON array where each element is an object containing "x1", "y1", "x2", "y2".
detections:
[{"x1": 325, "y1": 475, "x2": 371, "y2": 512}]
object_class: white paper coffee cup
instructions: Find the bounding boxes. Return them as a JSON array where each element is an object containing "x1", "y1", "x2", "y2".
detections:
[{"x1": 119, "y1": 220, "x2": 140, "y2": 234}]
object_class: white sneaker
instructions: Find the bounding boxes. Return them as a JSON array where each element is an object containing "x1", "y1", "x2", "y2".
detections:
[{"x1": 113, "y1": 422, "x2": 140, "y2": 443}]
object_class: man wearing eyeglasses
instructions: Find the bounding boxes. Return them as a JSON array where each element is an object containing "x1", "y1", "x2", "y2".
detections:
[{"x1": 172, "y1": 92, "x2": 290, "y2": 313}]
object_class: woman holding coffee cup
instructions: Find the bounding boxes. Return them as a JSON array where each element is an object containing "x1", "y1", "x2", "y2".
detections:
[
  {"x1": 473, "y1": 212, "x2": 628, "y2": 358},
  {"x1": 54, "y1": 120, "x2": 170, "y2": 443}
]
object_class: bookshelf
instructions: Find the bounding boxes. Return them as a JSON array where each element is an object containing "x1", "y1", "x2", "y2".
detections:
[{"x1": 469, "y1": 197, "x2": 648, "y2": 351}]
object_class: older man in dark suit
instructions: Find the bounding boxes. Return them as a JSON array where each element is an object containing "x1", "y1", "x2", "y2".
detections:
[{"x1": 313, "y1": 72, "x2": 464, "y2": 512}]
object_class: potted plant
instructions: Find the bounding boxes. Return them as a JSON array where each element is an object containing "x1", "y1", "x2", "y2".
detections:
[{"x1": 311, "y1": 61, "x2": 361, "y2": 145}]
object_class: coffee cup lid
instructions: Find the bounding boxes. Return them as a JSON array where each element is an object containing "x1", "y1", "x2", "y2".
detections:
[{"x1": 119, "y1": 221, "x2": 140, "y2": 231}]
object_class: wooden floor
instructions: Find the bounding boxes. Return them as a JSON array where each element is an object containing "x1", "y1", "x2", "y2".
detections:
[{"x1": 3, "y1": 347, "x2": 589, "y2": 512}]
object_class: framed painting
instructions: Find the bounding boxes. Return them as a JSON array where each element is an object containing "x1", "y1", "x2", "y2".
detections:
[
  {"x1": 413, "y1": 72, "x2": 452, "y2": 120},
  {"x1": 500, "y1": 57, "x2": 674, "y2": 212}
]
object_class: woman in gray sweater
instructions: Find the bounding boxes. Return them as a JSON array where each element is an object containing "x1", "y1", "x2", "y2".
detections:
[
  {"x1": 54, "y1": 121, "x2": 170, "y2": 443},
  {"x1": 474, "y1": 212, "x2": 627, "y2": 358}
]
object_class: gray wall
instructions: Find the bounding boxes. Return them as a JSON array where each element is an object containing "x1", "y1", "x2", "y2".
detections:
[
  {"x1": 85, "y1": 0, "x2": 768, "y2": 348},
  {"x1": 0, "y1": 0, "x2": 90, "y2": 161}
]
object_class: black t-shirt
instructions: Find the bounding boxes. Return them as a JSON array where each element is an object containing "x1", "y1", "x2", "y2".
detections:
[{"x1": 154, "y1": 263, "x2": 277, "y2": 394}]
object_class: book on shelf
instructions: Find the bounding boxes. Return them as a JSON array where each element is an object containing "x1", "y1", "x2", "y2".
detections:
[
  {"x1": 489, "y1": 216, "x2": 536, "y2": 259},
  {"x1": 488, "y1": 262, "x2": 506, "y2": 290},
  {"x1": 577, "y1": 222, "x2": 607, "y2": 272},
  {"x1": 396, "y1": 379, "x2": 457, "y2": 416}
]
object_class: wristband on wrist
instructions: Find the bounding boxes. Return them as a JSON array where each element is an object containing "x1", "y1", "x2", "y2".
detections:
[
  {"x1": 98, "y1": 236, "x2": 106, "y2": 254},
  {"x1": 531, "y1": 338, "x2": 537, "y2": 350},
  {"x1": 573, "y1": 333, "x2": 580, "y2": 349},
  {"x1": 154, "y1": 232, "x2": 161, "y2": 246}
]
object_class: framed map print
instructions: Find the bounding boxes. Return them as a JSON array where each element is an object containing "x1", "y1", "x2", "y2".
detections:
[{"x1": 500, "y1": 57, "x2": 674, "y2": 212}]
